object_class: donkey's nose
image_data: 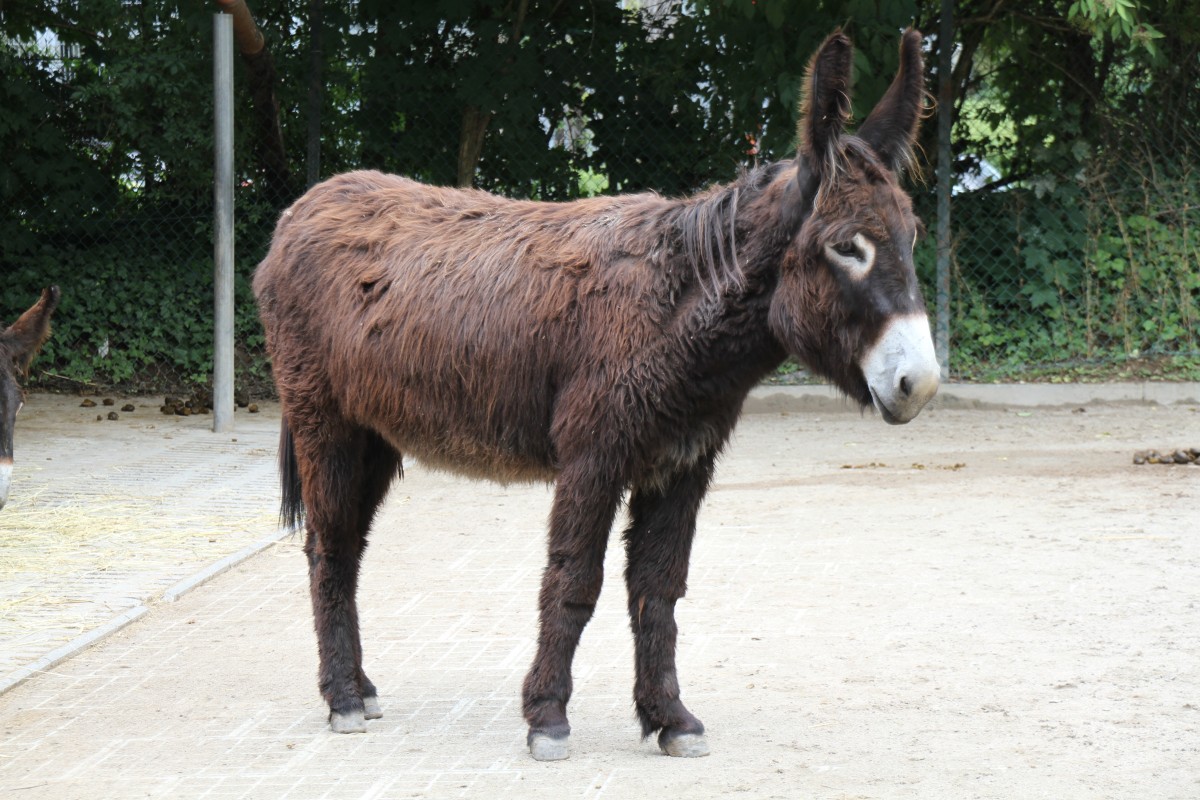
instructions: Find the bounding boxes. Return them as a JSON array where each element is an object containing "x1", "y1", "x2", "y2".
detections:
[
  {"x1": 894, "y1": 364, "x2": 939, "y2": 417},
  {"x1": 860, "y1": 314, "x2": 940, "y2": 424}
]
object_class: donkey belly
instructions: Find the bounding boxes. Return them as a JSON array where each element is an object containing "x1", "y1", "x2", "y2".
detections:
[
  {"x1": 380, "y1": 421, "x2": 559, "y2": 485},
  {"x1": 346, "y1": 361, "x2": 562, "y2": 485}
]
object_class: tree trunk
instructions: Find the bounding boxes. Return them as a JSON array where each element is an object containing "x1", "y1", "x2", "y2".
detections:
[
  {"x1": 457, "y1": 105, "x2": 493, "y2": 188},
  {"x1": 454, "y1": 0, "x2": 530, "y2": 188}
]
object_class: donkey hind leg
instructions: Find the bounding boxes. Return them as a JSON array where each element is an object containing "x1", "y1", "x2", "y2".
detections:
[
  {"x1": 522, "y1": 464, "x2": 623, "y2": 761},
  {"x1": 353, "y1": 436, "x2": 399, "y2": 723},
  {"x1": 623, "y1": 453, "x2": 717, "y2": 757},
  {"x1": 300, "y1": 429, "x2": 400, "y2": 734}
]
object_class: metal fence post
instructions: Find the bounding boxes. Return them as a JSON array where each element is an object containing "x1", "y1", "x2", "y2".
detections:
[
  {"x1": 213, "y1": 13, "x2": 235, "y2": 433},
  {"x1": 306, "y1": 0, "x2": 323, "y2": 187},
  {"x1": 935, "y1": 0, "x2": 953, "y2": 381}
]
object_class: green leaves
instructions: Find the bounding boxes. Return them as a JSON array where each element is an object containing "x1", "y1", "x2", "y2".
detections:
[
  {"x1": 927, "y1": 158, "x2": 1200, "y2": 381},
  {"x1": 3, "y1": 1, "x2": 1195, "y2": 390},
  {"x1": 1068, "y1": 0, "x2": 1165, "y2": 57},
  {"x1": 2, "y1": 241, "x2": 267, "y2": 391}
]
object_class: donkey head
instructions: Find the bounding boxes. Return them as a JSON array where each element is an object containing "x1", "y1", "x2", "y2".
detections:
[
  {"x1": 1, "y1": 286, "x2": 60, "y2": 510},
  {"x1": 769, "y1": 30, "x2": 938, "y2": 424}
]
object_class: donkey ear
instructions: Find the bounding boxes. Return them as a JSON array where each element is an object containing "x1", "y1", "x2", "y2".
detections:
[
  {"x1": 3, "y1": 286, "x2": 60, "y2": 376},
  {"x1": 798, "y1": 30, "x2": 853, "y2": 179},
  {"x1": 857, "y1": 29, "x2": 925, "y2": 173}
]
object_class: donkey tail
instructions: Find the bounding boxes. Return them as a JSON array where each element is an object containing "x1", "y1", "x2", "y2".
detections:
[{"x1": 279, "y1": 417, "x2": 305, "y2": 530}]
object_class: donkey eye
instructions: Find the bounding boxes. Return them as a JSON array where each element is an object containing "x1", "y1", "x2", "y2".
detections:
[
  {"x1": 823, "y1": 233, "x2": 876, "y2": 279},
  {"x1": 820, "y1": 232, "x2": 878, "y2": 280}
]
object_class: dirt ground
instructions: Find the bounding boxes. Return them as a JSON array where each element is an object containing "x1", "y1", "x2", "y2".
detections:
[{"x1": 0, "y1": 390, "x2": 1197, "y2": 799}]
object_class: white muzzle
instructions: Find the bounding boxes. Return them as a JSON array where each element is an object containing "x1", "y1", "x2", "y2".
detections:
[
  {"x1": 860, "y1": 314, "x2": 940, "y2": 424},
  {"x1": 0, "y1": 460, "x2": 11, "y2": 511}
]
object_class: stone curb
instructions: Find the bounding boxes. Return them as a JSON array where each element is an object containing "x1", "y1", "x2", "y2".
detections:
[
  {"x1": 745, "y1": 382, "x2": 1200, "y2": 414},
  {"x1": 160, "y1": 528, "x2": 293, "y2": 603},
  {"x1": 0, "y1": 605, "x2": 148, "y2": 695},
  {"x1": 1, "y1": 529, "x2": 293, "y2": 697}
]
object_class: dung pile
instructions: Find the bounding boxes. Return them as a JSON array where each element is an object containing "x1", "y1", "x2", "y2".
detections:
[
  {"x1": 160, "y1": 393, "x2": 211, "y2": 416},
  {"x1": 160, "y1": 391, "x2": 259, "y2": 416},
  {"x1": 1132, "y1": 448, "x2": 1200, "y2": 465}
]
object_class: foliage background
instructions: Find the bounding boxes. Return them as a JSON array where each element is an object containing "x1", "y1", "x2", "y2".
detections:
[{"x1": 1, "y1": 0, "x2": 1197, "y2": 393}]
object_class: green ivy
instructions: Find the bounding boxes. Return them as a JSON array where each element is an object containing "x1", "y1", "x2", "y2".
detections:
[
  {"x1": 916, "y1": 159, "x2": 1200, "y2": 381},
  {"x1": 2, "y1": 238, "x2": 269, "y2": 394}
]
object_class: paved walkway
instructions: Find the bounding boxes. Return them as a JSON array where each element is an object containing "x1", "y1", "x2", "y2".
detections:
[
  {"x1": 0, "y1": 389, "x2": 1197, "y2": 798},
  {"x1": 0, "y1": 394, "x2": 282, "y2": 690}
]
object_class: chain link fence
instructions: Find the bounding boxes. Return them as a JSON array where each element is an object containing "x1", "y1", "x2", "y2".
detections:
[
  {"x1": 4, "y1": 10, "x2": 1197, "y2": 397},
  {"x1": 941, "y1": 131, "x2": 1200, "y2": 381},
  {"x1": 3, "y1": 29, "x2": 262, "y2": 397}
]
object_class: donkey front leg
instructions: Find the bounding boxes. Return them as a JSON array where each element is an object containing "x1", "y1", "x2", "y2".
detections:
[
  {"x1": 623, "y1": 454, "x2": 717, "y2": 757},
  {"x1": 522, "y1": 464, "x2": 622, "y2": 761}
]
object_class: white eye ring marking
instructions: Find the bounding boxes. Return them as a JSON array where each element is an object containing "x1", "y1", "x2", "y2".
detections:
[{"x1": 824, "y1": 233, "x2": 875, "y2": 280}]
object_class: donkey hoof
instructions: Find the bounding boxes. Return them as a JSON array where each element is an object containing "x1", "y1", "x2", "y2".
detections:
[
  {"x1": 659, "y1": 731, "x2": 710, "y2": 758},
  {"x1": 363, "y1": 695, "x2": 383, "y2": 720},
  {"x1": 529, "y1": 733, "x2": 570, "y2": 761},
  {"x1": 330, "y1": 710, "x2": 367, "y2": 734}
]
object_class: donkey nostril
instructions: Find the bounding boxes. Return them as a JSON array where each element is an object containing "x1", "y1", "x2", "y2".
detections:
[{"x1": 898, "y1": 375, "x2": 912, "y2": 398}]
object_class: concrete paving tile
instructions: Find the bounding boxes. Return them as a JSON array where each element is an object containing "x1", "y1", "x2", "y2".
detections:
[{"x1": 1, "y1": 398, "x2": 1198, "y2": 798}]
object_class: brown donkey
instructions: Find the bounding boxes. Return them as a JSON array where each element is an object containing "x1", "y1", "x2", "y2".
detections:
[
  {"x1": 1, "y1": 286, "x2": 60, "y2": 511},
  {"x1": 254, "y1": 30, "x2": 938, "y2": 760}
]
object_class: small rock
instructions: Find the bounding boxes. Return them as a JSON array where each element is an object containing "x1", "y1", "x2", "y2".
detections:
[
  {"x1": 121, "y1": 403, "x2": 135, "y2": 413},
  {"x1": 102, "y1": 398, "x2": 115, "y2": 406},
  {"x1": 81, "y1": 398, "x2": 97, "y2": 408},
  {"x1": 248, "y1": 403, "x2": 259, "y2": 413}
]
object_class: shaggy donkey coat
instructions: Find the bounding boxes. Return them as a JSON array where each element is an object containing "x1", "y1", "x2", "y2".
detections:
[{"x1": 254, "y1": 29, "x2": 938, "y2": 760}]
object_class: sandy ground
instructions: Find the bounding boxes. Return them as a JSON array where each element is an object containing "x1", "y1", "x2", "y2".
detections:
[{"x1": 0, "y1": 391, "x2": 1197, "y2": 799}]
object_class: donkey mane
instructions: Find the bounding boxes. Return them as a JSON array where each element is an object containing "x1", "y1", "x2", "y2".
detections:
[
  {"x1": 672, "y1": 180, "x2": 743, "y2": 297},
  {"x1": 811, "y1": 136, "x2": 897, "y2": 214},
  {"x1": 670, "y1": 160, "x2": 801, "y2": 297}
]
